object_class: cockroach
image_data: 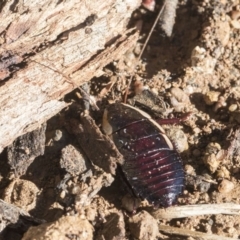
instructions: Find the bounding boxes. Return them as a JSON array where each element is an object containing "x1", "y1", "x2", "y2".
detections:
[{"x1": 102, "y1": 103, "x2": 185, "y2": 207}]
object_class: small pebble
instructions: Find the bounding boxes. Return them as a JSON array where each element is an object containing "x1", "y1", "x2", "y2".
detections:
[
  {"x1": 192, "y1": 149, "x2": 201, "y2": 157},
  {"x1": 203, "y1": 91, "x2": 221, "y2": 105},
  {"x1": 85, "y1": 207, "x2": 97, "y2": 222},
  {"x1": 200, "y1": 192, "x2": 210, "y2": 202},
  {"x1": 202, "y1": 125, "x2": 212, "y2": 134},
  {"x1": 170, "y1": 87, "x2": 190, "y2": 103},
  {"x1": 67, "y1": 180, "x2": 73, "y2": 187},
  {"x1": 231, "y1": 10, "x2": 240, "y2": 20},
  {"x1": 203, "y1": 142, "x2": 221, "y2": 173},
  {"x1": 206, "y1": 142, "x2": 221, "y2": 152},
  {"x1": 191, "y1": 46, "x2": 206, "y2": 66},
  {"x1": 54, "y1": 129, "x2": 63, "y2": 141},
  {"x1": 60, "y1": 190, "x2": 66, "y2": 199},
  {"x1": 216, "y1": 166, "x2": 230, "y2": 179},
  {"x1": 169, "y1": 87, "x2": 191, "y2": 112},
  {"x1": 165, "y1": 127, "x2": 189, "y2": 152},
  {"x1": 185, "y1": 164, "x2": 195, "y2": 175},
  {"x1": 231, "y1": 20, "x2": 240, "y2": 29},
  {"x1": 122, "y1": 194, "x2": 141, "y2": 213},
  {"x1": 193, "y1": 127, "x2": 201, "y2": 134},
  {"x1": 183, "y1": 190, "x2": 188, "y2": 195},
  {"x1": 71, "y1": 185, "x2": 81, "y2": 195},
  {"x1": 198, "y1": 181, "x2": 211, "y2": 193},
  {"x1": 214, "y1": 96, "x2": 227, "y2": 111},
  {"x1": 218, "y1": 179, "x2": 234, "y2": 193},
  {"x1": 225, "y1": 226, "x2": 236, "y2": 234},
  {"x1": 228, "y1": 104, "x2": 238, "y2": 112},
  {"x1": 129, "y1": 211, "x2": 158, "y2": 240},
  {"x1": 206, "y1": 156, "x2": 219, "y2": 172}
]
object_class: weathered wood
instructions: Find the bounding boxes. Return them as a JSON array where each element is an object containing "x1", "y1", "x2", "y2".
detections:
[
  {"x1": 66, "y1": 115, "x2": 123, "y2": 175},
  {"x1": 0, "y1": 0, "x2": 141, "y2": 153}
]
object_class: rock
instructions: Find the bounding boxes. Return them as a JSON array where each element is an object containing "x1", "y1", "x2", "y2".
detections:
[
  {"x1": 96, "y1": 211, "x2": 125, "y2": 240},
  {"x1": 230, "y1": 19, "x2": 240, "y2": 29},
  {"x1": 216, "y1": 166, "x2": 231, "y2": 179},
  {"x1": 165, "y1": 126, "x2": 189, "y2": 153},
  {"x1": 203, "y1": 153, "x2": 220, "y2": 173},
  {"x1": 7, "y1": 123, "x2": 46, "y2": 176},
  {"x1": 203, "y1": 142, "x2": 225, "y2": 173},
  {"x1": 121, "y1": 194, "x2": 141, "y2": 213},
  {"x1": 22, "y1": 216, "x2": 93, "y2": 240},
  {"x1": 215, "y1": 18, "x2": 230, "y2": 46},
  {"x1": 129, "y1": 210, "x2": 159, "y2": 240},
  {"x1": 218, "y1": 179, "x2": 234, "y2": 193},
  {"x1": 2, "y1": 179, "x2": 39, "y2": 212},
  {"x1": 60, "y1": 144, "x2": 88, "y2": 176},
  {"x1": 191, "y1": 46, "x2": 217, "y2": 74},
  {"x1": 203, "y1": 91, "x2": 221, "y2": 105},
  {"x1": 169, "y1": 87, "x2": 191, "y2": 112},
  {"x1": 228, "y1": 104, "x2": 238, "y2": 112}
]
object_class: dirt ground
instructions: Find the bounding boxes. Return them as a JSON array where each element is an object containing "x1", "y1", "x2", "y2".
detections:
[{"x1": 1, "y1": 0, "x2": 240, "y2": 239}]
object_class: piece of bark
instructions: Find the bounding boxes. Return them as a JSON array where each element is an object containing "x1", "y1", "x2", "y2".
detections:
[
  {"x1": 0, "y1": 0, "x2": 141, "y2": 153},
  {"x1": 7, "y1": 123, "x2": 46, "y2": 177},
  {"x1": 69, "y1": 115, "x2": 123, "y2": 175}
]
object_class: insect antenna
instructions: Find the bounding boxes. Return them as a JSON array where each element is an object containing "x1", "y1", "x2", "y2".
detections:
[{"x1": 123, "y1": 2, "x2": 166, "y2": 103}]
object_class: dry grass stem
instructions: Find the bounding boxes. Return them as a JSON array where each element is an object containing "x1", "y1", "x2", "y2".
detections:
[
  {"x1": 152, "y1": 203, "x2": 240, "y2": 219},
  {"x1": 159, "y1": 224, "x2": 237, "y2": 240}
]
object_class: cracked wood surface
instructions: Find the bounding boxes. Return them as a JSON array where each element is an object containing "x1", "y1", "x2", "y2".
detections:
[{"x1": 0, "y1": 0, "x2": 141, "y2": 153}]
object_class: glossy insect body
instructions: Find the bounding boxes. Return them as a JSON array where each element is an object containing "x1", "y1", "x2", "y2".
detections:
[{"x1": 103, "y1": 103, "x2": 184, "y2": 207}]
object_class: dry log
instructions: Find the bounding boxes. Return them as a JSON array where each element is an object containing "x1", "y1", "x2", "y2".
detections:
[{"x1": 0, "y1": 0, "x2": 141, "y2": 153}]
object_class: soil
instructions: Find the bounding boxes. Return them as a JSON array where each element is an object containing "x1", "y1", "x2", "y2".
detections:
[{"x1": 1, "y1": 0, "x2": 240, "y2": 239}]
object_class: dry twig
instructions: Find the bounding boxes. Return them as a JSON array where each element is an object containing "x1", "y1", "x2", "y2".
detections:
[
  {"x1": 159, "y1": 225, "x2": 237, "y2": 240},
  {"x1": 151, "y1": 203, "x2": 240, "y2": 219}
]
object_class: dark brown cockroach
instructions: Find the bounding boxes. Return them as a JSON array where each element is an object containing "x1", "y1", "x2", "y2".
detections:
[{"x1": 102, "y1": 103, "x2": 184, "y2": 207}]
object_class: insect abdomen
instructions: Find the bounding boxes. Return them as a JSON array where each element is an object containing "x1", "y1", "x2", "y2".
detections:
[{"x1": 103, "y1": 103, "x2": 185, "y2": 207}]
